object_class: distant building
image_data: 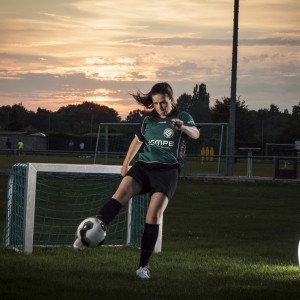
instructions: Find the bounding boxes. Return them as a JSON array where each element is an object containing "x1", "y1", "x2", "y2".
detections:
[{"x1": 0, "y1": 132, "x2": 47, "y2": 151}]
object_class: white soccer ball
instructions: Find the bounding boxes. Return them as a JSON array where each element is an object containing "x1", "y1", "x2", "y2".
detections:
[{"x1": 75, "y1": 217, "x2": 107, "y2": 248}]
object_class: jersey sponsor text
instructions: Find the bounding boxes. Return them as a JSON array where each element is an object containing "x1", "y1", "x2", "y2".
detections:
[{"x1": 149, "y1": 139, "x2": 174, "y2": 147}]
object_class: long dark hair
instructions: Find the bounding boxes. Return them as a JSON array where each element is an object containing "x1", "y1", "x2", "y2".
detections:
[{"x1": 130, "y1": 82, "x2": 176, "y2": 110}]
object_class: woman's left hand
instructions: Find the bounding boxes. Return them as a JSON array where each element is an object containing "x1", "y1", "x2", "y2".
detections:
[
  {"x1": 171, "y1": 118, "x2": 200, "y2": 139},
  {"x1": 170, "y1": 118, "x2": 183, "y2": 130}
]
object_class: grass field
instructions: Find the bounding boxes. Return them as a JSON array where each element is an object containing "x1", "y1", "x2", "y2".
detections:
[{"x1": 0, "y1": 174, "x2": 300, "y2": 300}]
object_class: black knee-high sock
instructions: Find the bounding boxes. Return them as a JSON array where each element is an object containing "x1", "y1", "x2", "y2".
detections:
[
  {"x1": 138, "y1": 223, "x2": 159, "y2": 268},
  {"x1": 96, "y1": 198, "x2": 122, "y2": 225}
]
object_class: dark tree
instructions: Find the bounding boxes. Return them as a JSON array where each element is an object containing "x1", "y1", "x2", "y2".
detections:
[
  {"x1": 8, "y1": 103, "x2": 32, "y2": 131},
  {"x1": 278, "y1": 102, "x2": 300, "y2": 143},
  {"x1": 125, "y1": 109, "x2": 146, "y2": 123},
  {"x1": 292, "y1": 102, "x2": 300, "y2": 119},
  {"x1": 176, "y1": 93, "x2": 193, "y2": 112},
  {"x1": 31, "y1": 108, "x2": 52, "y2": 132},
  {"x1": 0, "y1": 105, "x2": 12, "y2": 131},
  {"x1": 211, "y1": 97, "x2": 256, "y2": 146},
  {"x1": 54, "y1": 102, "x2": 121, "y2": 134},
  {"x1": 177, "y1": 84, "x2": 211, "y2": 123}
]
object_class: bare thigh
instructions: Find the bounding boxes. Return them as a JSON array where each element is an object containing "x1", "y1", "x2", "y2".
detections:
[
  {"x1": 112, "y1": 176, "x2": 143, "y2": 206},
  {"x1": 146, "y1": 192, "x2": 169, "y2": 224}
]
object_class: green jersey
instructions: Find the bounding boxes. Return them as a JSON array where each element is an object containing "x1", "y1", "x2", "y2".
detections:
[{"x1": 135, "y1": 109, "x2": 196, "y2": 167}]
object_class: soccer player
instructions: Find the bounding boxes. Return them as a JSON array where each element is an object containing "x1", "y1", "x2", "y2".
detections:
[{"x1": 75, "y1": 82, "x2": 200, "y2": 279}]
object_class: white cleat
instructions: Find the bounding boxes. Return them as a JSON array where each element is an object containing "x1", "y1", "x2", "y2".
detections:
[
  {"x1": 136, "y1": 266, "x2": 150, "y2": 280},
  {"x1": 73, "y1": 238, "x2": 85, "y2": 250}
]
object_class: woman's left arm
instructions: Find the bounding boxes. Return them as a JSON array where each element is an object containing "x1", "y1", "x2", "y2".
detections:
[
  {"x1": 181, "y1": 124, "x2": 200, "y2": 139},
  {"x1": 170, "y1": 118, "x2": 200, "y2": 139}
]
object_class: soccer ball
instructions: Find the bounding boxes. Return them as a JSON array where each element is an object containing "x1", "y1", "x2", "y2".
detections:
[{"x1": 74, "y1": 217, "x2": 107, "y2": 248}]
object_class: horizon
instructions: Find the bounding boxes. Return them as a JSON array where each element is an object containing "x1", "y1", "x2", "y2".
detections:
[
  {"x1": 3, "y1": 95, "x2": 297, "y2": 121},
  {"x1": 1, "y1": 1, "x2": 299, "y2": 119}
]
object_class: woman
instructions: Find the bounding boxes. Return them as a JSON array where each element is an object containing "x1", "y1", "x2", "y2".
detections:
[{"x1": 75, "y1": 82, "x2": 200, "y2": 279}]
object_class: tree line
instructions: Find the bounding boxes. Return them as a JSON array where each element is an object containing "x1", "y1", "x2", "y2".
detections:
[{"x1": 0, "y1": 83, "x2": 300, "y2": 150}]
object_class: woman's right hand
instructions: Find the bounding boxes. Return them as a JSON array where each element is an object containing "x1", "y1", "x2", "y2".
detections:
[
  {"x1": 120, "y1": 136, "x2": 143, "y2": 177},
  {"x1": 121, "y1": 164, "x2": 129, "y2": 177}
]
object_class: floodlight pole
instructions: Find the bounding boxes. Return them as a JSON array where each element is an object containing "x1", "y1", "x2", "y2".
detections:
[{"x1": 227, "y1": 0, "x2": 239, "y2": 176}]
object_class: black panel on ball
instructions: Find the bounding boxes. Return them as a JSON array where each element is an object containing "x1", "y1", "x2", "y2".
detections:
[{"x1": 80, "y1": 221, "x2": 94, "y2": 246}]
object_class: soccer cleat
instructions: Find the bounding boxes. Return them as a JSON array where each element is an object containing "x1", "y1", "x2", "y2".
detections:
[
  {"x1": 136, "y1": 266, "x2": 150, "y2": 280},
  {"x1": 73, "y1": 237, "x2": 85, "y2": 250}
]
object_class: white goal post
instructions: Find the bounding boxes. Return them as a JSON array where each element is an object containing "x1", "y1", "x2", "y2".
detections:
[{"x1": 4, "y1": 163, "x2": 162, "y2": 254}]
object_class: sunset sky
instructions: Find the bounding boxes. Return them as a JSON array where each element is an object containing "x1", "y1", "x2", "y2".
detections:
[{"x1": 1, "y1": 0, "x2": 299, "y2": 119}]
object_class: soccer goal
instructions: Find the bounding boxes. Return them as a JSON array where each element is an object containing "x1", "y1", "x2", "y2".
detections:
[{"x1": 4, "y1": 163, "x2": 158, "y2": 254}]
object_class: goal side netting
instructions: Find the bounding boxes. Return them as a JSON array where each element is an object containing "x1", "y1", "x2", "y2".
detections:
[{"x1": 3, "y1": 163, "x2": 158, "y2": 254}]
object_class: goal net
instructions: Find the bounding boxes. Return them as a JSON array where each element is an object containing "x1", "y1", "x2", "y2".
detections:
[{"x1": 4, "y1": 163, "x2": 155, "y2": 254}]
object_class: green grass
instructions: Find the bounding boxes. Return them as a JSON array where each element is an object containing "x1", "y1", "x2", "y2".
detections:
[{"x1": 0, "y1": 178, "x2": 300, "y2": 299}]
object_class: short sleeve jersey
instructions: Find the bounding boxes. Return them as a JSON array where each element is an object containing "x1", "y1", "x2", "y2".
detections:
[{"x1": 135, "y1": 109, "x2": 196, "y2": 167}]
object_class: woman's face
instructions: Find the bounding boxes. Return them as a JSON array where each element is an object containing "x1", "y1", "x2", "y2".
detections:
[{"x1": 152, "y1": 94, "x2": 173, "y2": 118}]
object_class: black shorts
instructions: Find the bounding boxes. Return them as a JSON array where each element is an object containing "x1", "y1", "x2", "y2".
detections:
[{"x1": 125, "y1": 162, "x2": 179, "y2": 200}]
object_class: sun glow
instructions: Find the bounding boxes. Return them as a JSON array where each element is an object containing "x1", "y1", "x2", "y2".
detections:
[
  {"x1": 86, "y1": 96, "x2": 110, "y2": 102},
  {"x1": 84, "y1": 89, "x2": 111, "y2": 102}
]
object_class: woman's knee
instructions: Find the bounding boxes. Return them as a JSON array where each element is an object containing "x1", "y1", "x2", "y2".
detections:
[
  {"x1": 112, "y1": 176, "x2": 141, "y2": 204},
  {"x1": 146, "y1": 212, "x2": 162, "y2": 224},
  {"x1": 112, "y1": 190, "x2": 131, "y2": 204},
  {"x1": 146, "y1": 193, "x2": 168, "y2": 224}
]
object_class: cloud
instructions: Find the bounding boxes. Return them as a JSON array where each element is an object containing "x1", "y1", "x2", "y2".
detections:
[
  {"x1": 0, "y1": 0, "x2": 299, "y2": 118},
  {"x1": 114, "y1": 36, "x2": 300, "y2": 47},
  {"x1": 156, "y1": 61, "x2": 202, "y2": 80}
]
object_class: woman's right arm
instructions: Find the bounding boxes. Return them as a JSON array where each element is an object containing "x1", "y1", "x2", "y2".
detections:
[{"x1": 121, "y1": 136, "x2": 143, "y2": 176}]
